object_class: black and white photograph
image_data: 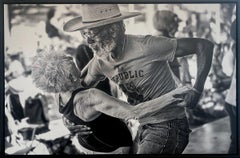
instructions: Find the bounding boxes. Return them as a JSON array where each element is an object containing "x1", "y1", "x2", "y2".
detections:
[{"x1": 2, "y1": 1, "x2": 239, "y2": 156}]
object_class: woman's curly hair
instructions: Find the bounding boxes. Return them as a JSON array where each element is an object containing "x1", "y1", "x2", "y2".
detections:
[{"x1": 31, "y1": 51, "x2": 80, "y2": 93}]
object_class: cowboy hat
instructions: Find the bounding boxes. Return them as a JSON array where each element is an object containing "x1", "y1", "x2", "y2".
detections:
[{"x1": 63, "y1": 4, "x2": 142, "y2": 32}]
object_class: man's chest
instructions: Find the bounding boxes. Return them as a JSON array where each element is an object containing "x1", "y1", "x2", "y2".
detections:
[{"x1": 99, "y1": 55, "x2": 150, "y2": 85}]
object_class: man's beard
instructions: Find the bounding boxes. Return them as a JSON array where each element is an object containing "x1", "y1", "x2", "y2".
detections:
[{"x1": 88, "y1": 36, "x2": 117, "y2": 58}]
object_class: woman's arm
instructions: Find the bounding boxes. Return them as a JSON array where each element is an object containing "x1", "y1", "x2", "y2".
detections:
[
  {"x1": 73, "y1": 88, "x2": 136, "y2": 121},
  {"x1": 73, "y1": 87, "x2": 190, "y2": 122}
]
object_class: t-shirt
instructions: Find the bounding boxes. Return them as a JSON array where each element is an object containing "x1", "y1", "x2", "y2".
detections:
[{"x1": 87, "y1": 35, "x2": 186, "y2": 122}]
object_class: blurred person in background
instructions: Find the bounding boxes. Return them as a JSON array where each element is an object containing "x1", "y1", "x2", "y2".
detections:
[
  {"x1": 45, "y1": 7, "x2": 73, "y2": 52},
  {"x1": 5, "y1": 80, "x2": 24, "y2": 147},
  {"x1": 62, "y1": 4, "x2": 214, "y2": 154},
  {"x1": 153, "y1": 10, "x2": 202, "y2": 128},
  {"x1": 5, "y1": 49, "x2": 26, "y2": 122},
  {"x1": 46, "y1": 8, "x2": 61, "y2": 39},
  {"x1": 5, "y1": 47, "x2": 50, "y2": 137},
  {"x1": 210, "y1": 43, "x2": 232, "y2": 92},
  {"x1": 5, "y1": 49, "x2": 25, "y2": 82},
  {"x1": 152, "y1": 10, "x2": 231, "y2": 128},
  {"x1": 45, "y1": 7, "x2": 72, "y2": 42},
  {"x1": 223, "y1": 19, "x2": 237, "y2": 154},
  {"x1": 4, "y1": 49, "x2": 28, "y2": 149},
  {"x1": 5, "y1": 54, "x2": 11, "y2": 81},
  {"x1": 153, "y1": 10, "x2": 181, "y2": 78},
  {"x1": 153, "y1": 10, "x2": 192, "y2": 85},
  {"x1": 5, "y1": 80, "x2": 36, "y2": 155}
]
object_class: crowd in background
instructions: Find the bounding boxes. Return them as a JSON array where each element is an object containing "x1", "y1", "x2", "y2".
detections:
[{"x1": 4, "y1": 3, "x2": 236, "y2": 154}]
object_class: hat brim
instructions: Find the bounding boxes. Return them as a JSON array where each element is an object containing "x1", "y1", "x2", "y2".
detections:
[{"x1": 63, "y1": 12, "x2": 142, "y2": 32}]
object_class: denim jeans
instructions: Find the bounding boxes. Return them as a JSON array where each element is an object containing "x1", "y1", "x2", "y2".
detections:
[{"x1": 131, "y1": 117, "x2": 192, "y2": 154}]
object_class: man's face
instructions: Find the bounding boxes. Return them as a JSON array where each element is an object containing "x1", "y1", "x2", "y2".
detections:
[{"x1": 80, "y1": 24, "x2": 119, "y2": 57}]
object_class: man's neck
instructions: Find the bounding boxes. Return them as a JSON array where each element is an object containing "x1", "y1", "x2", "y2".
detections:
[{"x1": 111, "y1": 34, "x2": 127, "y2": 60}]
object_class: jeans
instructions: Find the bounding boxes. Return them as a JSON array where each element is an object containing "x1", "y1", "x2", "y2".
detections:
[
  {"x1": 131, "y1": 117, "x2": 191, "y2": 154},
  {"x1": 225, "y1": 102, "x2": 237, "y2": 154}
]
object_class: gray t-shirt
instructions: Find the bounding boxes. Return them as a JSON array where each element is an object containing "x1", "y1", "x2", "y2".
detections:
[{"x1": 87, "y1": 35, "x2": 186, "y2": 123}]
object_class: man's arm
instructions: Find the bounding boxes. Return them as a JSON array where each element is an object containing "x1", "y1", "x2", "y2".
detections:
[
  {"x1": 74, "y1": 88, "x2": 136, "y2": 121},
  {"x1": 175, "y1": 38, "x2": 214, "y2": 108}
]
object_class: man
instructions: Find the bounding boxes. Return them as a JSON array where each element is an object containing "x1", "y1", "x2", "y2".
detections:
[{"x1": 63, "y1": 4, "x2": 214, "y2": 154}]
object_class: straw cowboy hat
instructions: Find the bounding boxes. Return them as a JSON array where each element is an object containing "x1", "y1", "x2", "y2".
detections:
[{"x1": 63, "y1": 4, "x2": 142, "y2": 32}]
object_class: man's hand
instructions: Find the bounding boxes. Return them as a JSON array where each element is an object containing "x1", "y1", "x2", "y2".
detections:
[
  {"x1": 62, "y1": 116, "x2": 92, "y2": 136},
  {"x1": 177, "y1": 87, "x2": 202, "y2": 109}
]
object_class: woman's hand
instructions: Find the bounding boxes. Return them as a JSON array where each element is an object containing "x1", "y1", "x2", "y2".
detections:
[{"x1": 62, "y1": 116, "x2": 92, "y2": 136}]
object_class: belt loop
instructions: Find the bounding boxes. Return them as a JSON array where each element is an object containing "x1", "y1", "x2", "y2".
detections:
[{"x1": 168, "y1": 119, "x2": 173, "y2": 128}]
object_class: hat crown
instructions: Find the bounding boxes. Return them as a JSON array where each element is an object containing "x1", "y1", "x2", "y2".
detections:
[
  {"x1": 82, "y1": 4, "x2": 121, "y2": 22},
  {"x1": 63, "y1": 4, "x2": 141, "y2": 32}
]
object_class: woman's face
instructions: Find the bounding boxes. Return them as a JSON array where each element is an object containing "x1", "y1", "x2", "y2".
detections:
[{"x1": 65, "y1": 62, "x2": 82, "y2": 91}]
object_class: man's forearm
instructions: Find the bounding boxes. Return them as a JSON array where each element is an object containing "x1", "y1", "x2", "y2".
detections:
[{"x1": 194, "y1": 40, "x2": 214, "y2": 92}]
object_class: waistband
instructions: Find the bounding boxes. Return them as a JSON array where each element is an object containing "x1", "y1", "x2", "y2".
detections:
[{"x1": 139, "y1": 105, "x2": 186, "y2": 126}]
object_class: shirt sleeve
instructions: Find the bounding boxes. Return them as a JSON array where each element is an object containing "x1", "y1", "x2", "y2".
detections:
[{"x1": 143, "y1": 35, "x2": 177, "y2": 62}]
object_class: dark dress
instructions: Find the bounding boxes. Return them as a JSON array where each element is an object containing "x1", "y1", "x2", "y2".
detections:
[{"x1": 59, "y1": 88, "x2": 132, "y2": 152}]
